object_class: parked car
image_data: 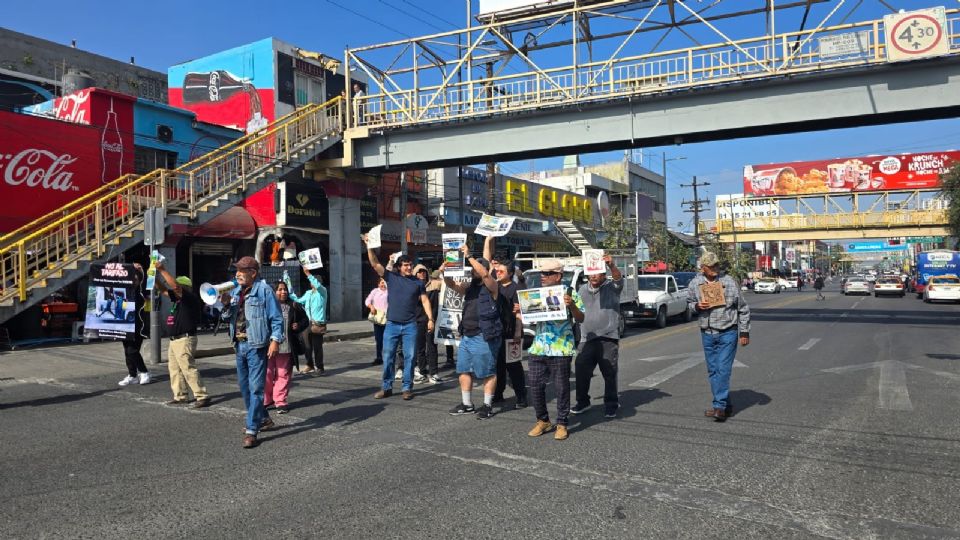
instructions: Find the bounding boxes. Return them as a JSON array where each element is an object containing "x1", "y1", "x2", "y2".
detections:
[
  {"x1": 622, "y1": 274, "x2": 694, "y2": 328},
  {"x1": 670, "y1": 272, "x2": 697, "y2": 291},
  {"x1": 923, "y1": 275, "x2": 960, "y2": 303},
  {"x1": 843, "y1": 276, "x2": 871, "y2": 296},
  {"x1": 777, "y1": 277, "x2": 796, "y2": 290},
  {"x1": 753, "y1": 278, "x2": 781, "y2": 294},
  {"x1": 874, "y1": 277, "x2": 905, "y2": 297}
]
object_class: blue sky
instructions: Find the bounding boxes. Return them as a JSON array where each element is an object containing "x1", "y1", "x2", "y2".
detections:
[{"x1": 4, "y1": 0, "x2": 959, "y2": 231}]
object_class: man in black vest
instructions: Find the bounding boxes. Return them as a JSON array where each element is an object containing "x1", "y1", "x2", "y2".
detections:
[
  {"x1": 443, "y1": 244, "x2": 501, "y2": 419},
  {"x1": 484, "y1": 236, "x2": 527, "y2": 409}
]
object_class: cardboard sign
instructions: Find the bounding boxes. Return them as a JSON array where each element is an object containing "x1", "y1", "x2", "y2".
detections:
[
  {"x1": 297, "y1": 248, "x2": 323, "y2": 270},
  {"x1": 582, "y1": 249, "x2": 605, "y2": 276},
  {"x1": 517, "y1": 285, "x2": 568, "y2": 324},
  {"x1": 699, "y1": 280, "x2": 726, "y2": 309},
  {"x1": 474, "y1": 213, "x2": 516, "y2": 237},
  {"x1": 442, "y1": 233, "x2": 467, "y2": 277},
  {"x1": 505, "y1": 338, "x2": 524, "y2": 363}
]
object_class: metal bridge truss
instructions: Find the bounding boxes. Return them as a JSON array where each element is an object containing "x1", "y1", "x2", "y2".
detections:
[
  {"x1": 700, "y1": 189, "x2": 951, "y2": 242},
  {"x1": 344, "y1": 1, "x2": 960, "y2": 131}
]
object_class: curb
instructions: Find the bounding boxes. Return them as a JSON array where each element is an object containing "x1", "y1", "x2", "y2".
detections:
[{"x1": 195, "y1": 330, "x2": 375, "y2": 358}]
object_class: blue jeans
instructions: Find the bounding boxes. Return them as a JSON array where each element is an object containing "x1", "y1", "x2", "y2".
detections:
[
  {"x1": 700, "y1": 328, "x2": 738, "y2": 410},
  {"x1": 382, "y1": 321, "x2": 417, "y2": 392},
  {"x1": 236, "y1": 341, "x2": 269, "y2": 435}
]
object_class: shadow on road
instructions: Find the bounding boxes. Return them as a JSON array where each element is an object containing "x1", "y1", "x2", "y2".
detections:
[
  {"x1": 263, "y1": 403, "x2": 387, "y2": 442},
  {"x1": 926, "y1": 353, "x2": 960, "y2": 361},
  {"x1": 0, "y1": 387, "x2": 118, "y2": 409},
  {"x1": 570, "y1": 388, "x2": 671, "y2": 432},
  {"x1": 728, "y1": 389, "x2": 772, "y2": 418},
  {"x1": 751, "y1": 308, "x2": 960, "y2": 325}
]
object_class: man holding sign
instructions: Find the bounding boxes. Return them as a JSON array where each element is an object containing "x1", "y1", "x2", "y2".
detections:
[{"x1": 572, "y1": 254, "x2": 623, "y2": 418}]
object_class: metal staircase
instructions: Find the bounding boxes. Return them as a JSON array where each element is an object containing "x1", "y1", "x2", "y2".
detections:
[
  {"x1": 0, "y1": 97, "x2": 344, "y2": 323},
  {"x1": 555, "y1": 220, "x2": 595, "y2": 255}
]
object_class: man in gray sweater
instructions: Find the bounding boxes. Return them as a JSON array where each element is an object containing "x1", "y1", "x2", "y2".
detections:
[{"x1": 571, "y1": 254, "x2": 624, "y2": 418}]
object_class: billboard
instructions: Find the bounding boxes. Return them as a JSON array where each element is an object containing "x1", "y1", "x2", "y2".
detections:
[
  {"x1": 744, "y1": 151, "x2": 960, "y2": 197},
  {"x1": 845, "y1": 241, "x2": 909, "y2": 252},
  {"x1": 715, "y1": 194, "x2": 780, "y2": 228}
]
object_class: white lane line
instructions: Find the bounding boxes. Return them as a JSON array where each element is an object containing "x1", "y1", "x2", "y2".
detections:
[
  {"x1": 851, "y1": 299, "x2": 863, "y2": 309},
  {"x1": 632, "y1": 353, "x2": 696, "y2": 363},
  {"x1": 629, "y1": 355, "x2": 747, "y2": 388},
  {"x1": 798, "y1": 338, "x2": 821, "y2": 351},
  {"x1": 822, "y1": 360, "x2": 913, "y2": 411}
]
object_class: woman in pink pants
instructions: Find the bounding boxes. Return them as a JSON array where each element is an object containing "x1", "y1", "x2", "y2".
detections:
[{"x1": 266, "y1": 281, "x2": 308, "y2": 413}]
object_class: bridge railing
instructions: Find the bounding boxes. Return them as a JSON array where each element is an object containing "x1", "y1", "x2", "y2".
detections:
[{"x1": 352, "y1": 10, "x2": 958, "y2": 129}]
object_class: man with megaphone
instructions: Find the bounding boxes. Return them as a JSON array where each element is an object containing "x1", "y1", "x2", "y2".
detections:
[{"x1": 220, "y1": 256, "x2": 285, "y2": 449}]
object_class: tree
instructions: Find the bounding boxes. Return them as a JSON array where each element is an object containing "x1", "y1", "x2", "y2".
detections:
[
  {"x1": 599, "y1": 209, "x2": 634, "y2": 250},
  {"x1": 645, "y1": 219, "x2": 696, "y2": 271},
  {"x1": 701, "y1": 233, "x2": 753, "y2": 279},
  {"x1": 941, "y1": 162, "x2": 960, "y2": 247}
]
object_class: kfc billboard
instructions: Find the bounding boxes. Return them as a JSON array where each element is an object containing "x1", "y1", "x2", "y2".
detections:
[
  {"x1": 743, "y1": 151, "x2": 960, "y2": 197},
  {"x1": 0, "y1": 110, "x2": 131, "y2": 233}
]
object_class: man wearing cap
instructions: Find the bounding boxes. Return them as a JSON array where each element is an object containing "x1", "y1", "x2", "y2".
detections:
[
  {"x1": 362, "y1": 237, "x2": 434, "y2": 401},
  {"x1": 686, "y1": 251, "x2": 751, "y2": 422},
  {"x1": 444, "y1": 245, "x2": 501, "y2": 419},
  {"x1": 517, "y1": 259, "x2": 584, "y2": 440},
  {"x1": 223, "y1": 256, "x2": 285, "y2": 448},
  {"x1": 154, "y1": 260, "x2": 210, "y2": 408}
]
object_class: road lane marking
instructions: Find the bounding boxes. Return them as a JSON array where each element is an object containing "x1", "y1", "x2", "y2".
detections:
[
  {"x1": 823, "y1": 360, "x2": 912, "y2": 411},
  {"x1": 852, "y1": 299, "x2": 863, "y2": 309},
  {"x1": 629, "y1": 355, "x2": 747, "y2": 388},
  {"x1": 798, "y1": 338, "x2": 820, "y2": 351},
  {"x1": 632, "y1": 353, "x2": 694, "y2": 363}
]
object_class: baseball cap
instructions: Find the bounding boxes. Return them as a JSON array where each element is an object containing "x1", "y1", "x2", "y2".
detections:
[
  {"x1": 235, "y1": 256, "x2": 260, "y2": 271},
  {"x1": 175, "y1": 276, "x2": 193, "y2": 287},
  {"x1": 539, "y1": 259, "x2": 563, "y2": 273},
  {"x1": 698, "y1": 252, "x2": 720, "y2": 268}
]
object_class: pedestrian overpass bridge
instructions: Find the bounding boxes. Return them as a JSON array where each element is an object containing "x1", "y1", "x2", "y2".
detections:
[{"x1": 1, "y1": 1, "x2": 959, "y2": 322}]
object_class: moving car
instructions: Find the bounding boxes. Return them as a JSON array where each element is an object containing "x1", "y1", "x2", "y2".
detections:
[
  {"x1": 843, "y1": 276, "x2": 871, "y2": 296},
  {"x1": 873, "y1": 277, "x2": 905, "y2": 297},
  {"x1": 923, "y1": 275, "x2": 960, "y2": 303},
  {"x1": 753, "y1": 278, "x2": 781, "y2": 294},
  {"x1": 777, "y1": 277, "x2": 796, "y2": 290}
]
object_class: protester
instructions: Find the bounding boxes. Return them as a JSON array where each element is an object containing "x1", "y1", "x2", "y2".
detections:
[
  {"x1": 797, "y1": 275, "x2": 803, "y2": 291},
  {"x1": 222, "y1": 256, "x2": 285, "y2": 449},
  {"x1": 118, "y1": 263, "x2": 151, "y2": 387},
  {"x1": 419, "y1": 269, "x2": 444, "y2": 384},
  {"x1": 413, "y1": 264, "x2": 431, "y2": 383},
  {"x1": 266, "y1": 280, "x2": 308, "y2": 414},
  {"x1": 814, "y1": 274, "x2": 825, "y2": 301},
  {"x1": 686, "y1": 252, "x2": 751, "y2": 422},
  {"x1": 571, "y1": 254, "x2": 623, "y2": 418},
  {"x1": 444, "y1": 245, "x2": 502, "y2": 419},
  {"x1": 154, "y1": 261, "x2": 209, "y2": 409},
  {"x1": 517, "y1": 259, "x2": 584, "y2": 440},
  {"x1": 365, "y1": 278, "x2": 388, "y2": 365},
  {"x1": 484, "y1": 237, "x2": 527, "y2": 409},
  {"x1": 363, "y1": 236, "x2": 433, "y2": 401},
  {"x1": 287, "y1": 266, "x2": 328, "y2": 374}
]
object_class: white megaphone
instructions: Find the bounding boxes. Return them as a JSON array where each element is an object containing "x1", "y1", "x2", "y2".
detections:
[{"x1": 200, "y1": 280, "x2": 238, "y2": 309}]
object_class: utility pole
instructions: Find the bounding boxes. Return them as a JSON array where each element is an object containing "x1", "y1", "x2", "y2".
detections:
[
  {"x1": 680, "y1": 176, "x2": 710, "y2": 246},
  {"x1": 399, "y1": 171, "x2": 408, "y2": 253},
  {"x1": 485, "y1": 61, "x2": 496, "y2": 217}
]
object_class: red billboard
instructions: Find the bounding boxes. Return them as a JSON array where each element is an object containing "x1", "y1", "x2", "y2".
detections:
[
  {"x1": 0, "y1": 109, "x2": 132, "y2": 233},
  {"x1": 744, "y1": 151, "x2": 960, "y2": 197}
]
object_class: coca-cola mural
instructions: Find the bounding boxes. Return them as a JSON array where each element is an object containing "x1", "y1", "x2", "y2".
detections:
[
  {"x1": 0, "y1": 108, "x2": 131, "y2": 232},
  {"x1": 744, "y1": 151, "x2": 960, "y2": 197},
  {"x1": 168, "y1": 39, "x2": 276, "y2": 134}
]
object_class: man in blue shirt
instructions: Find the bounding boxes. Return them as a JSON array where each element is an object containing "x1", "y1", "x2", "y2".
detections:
[
  {"x1": 221, "y1": 256, "x2": 285, "y2": 448},
  {"x1": 363, "y1": 236, "x2": 434, "y2": 401}
]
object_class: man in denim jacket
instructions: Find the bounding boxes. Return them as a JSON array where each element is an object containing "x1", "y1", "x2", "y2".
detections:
[{"x1": 223, "y1": 256, "x2": 285, "y2": 448}]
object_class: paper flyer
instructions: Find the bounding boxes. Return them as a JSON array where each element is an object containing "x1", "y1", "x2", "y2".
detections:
[
  {"x1": 297, "y1": 248, "x2": 324, "y2": 270},
  {"x1": 365, "y1": 225, "x2": 382, "y2": 250},
  {"x1": 582, "y1": 249, "x2": 606, "y2": 276},
  {"x1": 442, "y1": 233, "x2": 467, "y2": 277},
  {"x1": 517, "y1": 285, "x2": 568, "y2": 324},
  {"x1": 475, "y1": 213, "x2": 516, "y2": 237}
]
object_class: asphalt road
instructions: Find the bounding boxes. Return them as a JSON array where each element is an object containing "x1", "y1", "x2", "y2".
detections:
[{"x1": 2, "y1": 282, "x2": 960, "y2": 539}]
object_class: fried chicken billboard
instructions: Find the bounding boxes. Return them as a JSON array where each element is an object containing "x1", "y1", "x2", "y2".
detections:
[{"x1": 743, "y1": 151, "x2": 960, "y2": 197}]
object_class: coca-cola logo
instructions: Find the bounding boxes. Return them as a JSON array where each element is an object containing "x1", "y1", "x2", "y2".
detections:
[
  {"x1": 101, "y1": 141, "x2": 123, "y2": 152},
  {"x1": 0, "y1": 149, "x2": 79, "y2": 192},
  {"x1": 208, "y1": 71, "x2": 220, "y2": 102},
  {"x1": 54, "y1": 90, "x2": 91, "y2": 124}
]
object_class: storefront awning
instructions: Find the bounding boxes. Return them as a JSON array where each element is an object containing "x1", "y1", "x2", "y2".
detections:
[{"x1": 170, "y1": 206, "x2": 257, "y2": 240}]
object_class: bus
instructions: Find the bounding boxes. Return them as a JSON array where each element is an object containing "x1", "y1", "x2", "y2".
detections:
[{"x1": 914, "y1": 250, "x2": 960, "y2": 297}]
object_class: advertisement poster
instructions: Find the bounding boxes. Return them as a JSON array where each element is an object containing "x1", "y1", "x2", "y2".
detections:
[
  {"x1": 442, "y1": 233, "x2": 467, "y2": 277},
  {"x1": 474, "y1": 213, "x2": 516, "y2": 237},
  {"x1": 743, "y1": 151, "x2": 960, "y2": 197},
  {"x1": 434, "y1": 277, "x2": 471, "y2": 346},
  {"x1": 517, "y1": 285, "x2": 567, "y2": 324},
  {"x1": 298, "y1": 248, "x2": 323, "y2": 269},
  {"x1": 582, "y1": 249, "x2": 606, "y2": 276},
  {"x1": 84, "y1": 263, "x2": 139, "y2": 339},
  {"x1": 365, "y1": 224, "x2": 382, "y2": 250}
]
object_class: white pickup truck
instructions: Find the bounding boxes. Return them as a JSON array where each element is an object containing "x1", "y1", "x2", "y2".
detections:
[{"x1": 621, "y1": 274, "x2": 694, "y2": 328}]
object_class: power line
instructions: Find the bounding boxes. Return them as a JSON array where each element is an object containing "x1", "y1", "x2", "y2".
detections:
[
  {"x1": 325, "y1": 0, "x2": 412, "y2": 39},
  {"x1": 399, "y1": 0, "x2": 462, "y2": 29},
  {"x1": 680, "y1": 176, "x2": 710, "y2": 246},
  {"x1": 379, "y1": 0, "x2": 448, "y2": 33}
]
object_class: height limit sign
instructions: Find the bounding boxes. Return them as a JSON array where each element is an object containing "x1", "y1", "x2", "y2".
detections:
[{"x1": 884, "y1": 7, "x2": 949, "y2": 63}]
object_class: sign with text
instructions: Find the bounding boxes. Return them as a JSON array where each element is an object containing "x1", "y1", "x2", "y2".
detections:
[
  {"x1": 474, "y1": 213, "x2": 516, "y2": 237},
  {"x1": 884, "y1": 8, "x2": 949, "y2": 63},
  {"x1": 434, "y1": 277, "x2": 470, "y2": 346},
  {"x1": 84, "y1": 263, "x2": 139, "y2": 340},
  {"x1": 279, "y1": 181, "x2": 329, "y2": 229},
  {"x1": 298, "y1": 248, "x2": 323, "y2": 269},
  {"x1": 582, "y1": 249, "x2": 606, "y2": 276},
  {"x1": 442, "y1": 234, "x2": 467, "y2": 276},
  {"x1": 517, "y1": 285, "x2": 568, "y2": 324}
]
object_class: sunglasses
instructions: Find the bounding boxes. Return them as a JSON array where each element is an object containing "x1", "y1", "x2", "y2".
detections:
[{"x1": 540, "y1": 271, "x2": 560, "y2": 276}]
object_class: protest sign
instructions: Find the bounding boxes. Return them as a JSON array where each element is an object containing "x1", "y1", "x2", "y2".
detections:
[
  {"x1": 517, "y1": 285, "x2": 568, "y2": 324},
  {"x1": 365, "y1": 225, "x2": 382, "y2": 249},
  {"x1": 475, "y1": 213, "x2": 516, "y2": 237},
  {"x1": 699, "y1": 280, "x2": 726, "y2": 309},
  {"x1": 504, "y1": 338, "x2": 524, "y2": 363},
  {"x1": 298, "y1": 248, "x2": 323, "y2": 270},
  {"x1": 442, "y1": 233, "x2": 467, "y2": 277},
  {"x1": 434, "y1": 276, "x2": 470, "y2": 346},
  {"x1": 582, "y1": 249, "x2": 606, "y2": 276},
  {"x1": 84, "y1": 262, "x2": 139, "y2": 339}
]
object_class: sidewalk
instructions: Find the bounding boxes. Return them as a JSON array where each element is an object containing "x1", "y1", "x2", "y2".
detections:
[{"x1": 195, "y1": 319, "x2": 374, "y2": 358}]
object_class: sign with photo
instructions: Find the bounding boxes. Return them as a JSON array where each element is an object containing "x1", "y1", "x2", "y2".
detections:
[
  {"x1": 474, "y1": 213, "x2": 516, "y2": 237},
  {"x1": 298, "y1": 248, "x2": 323, "y2": 270},
  {"x1": 84, "y1": 262, "x2": 139, "y2": 340},
  {"x1": 517, "y1": 285, "x2": 568, "y2": 324},
  {"x1": 504, "y1": 338, "x2": 524, "y2": 363},
  {"x1": 442, "y1": 233, "x2": 467, "y2": 277},
  {"x1": 582, "y1": 249, "x2": 605, "y2": 276},
  {"x1": 434, "y1": 277, "x2": 471, "y2": 346}
]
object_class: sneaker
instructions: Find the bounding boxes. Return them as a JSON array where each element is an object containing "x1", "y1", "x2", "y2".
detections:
[
  {"x1": 395, "y1": 370, "x2": 403, "y2": 380},
  {"x1": 137, "y1": 372, "x2": 151, "y2": 385},
  {"x1": 118, "y1": 375, "x2": 137, "y2": 386},
  {"x1": 515, "y1": 398, "x2": 528, "y2": 409},
  {"x1": 570, "y1": 402, "x2": 591, "y2": 415},
  {"x1": 428, "y1": 374, "x2": 443, "y2": 384},
  {"x1": 604, "y1": 403, "x2": 620, "y2": 418},
  {"x1": 554, "y1": 425, "x2": 569, "y2": 440},
  {"x1": 528, "y1": 419, "x2": 555, "y2": 437},
  {"x1": 449, "y1": 403, "x2": 475, "y2": 415},
  {"x1": 413, "y1": 373, "x2": 426, "y2": 383},
  {"x1": 414, "y1": 367, "x2": 424, "y2": 378},
  {"x1": 276, "y1": 406, "x2": 289, "y2": 414},
  {"x1": 301, "y1": 367, "x2": 315, "y2": 374},
  {"x1": 476, "y1": 404, "x2": 494, "y2": 419}
]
